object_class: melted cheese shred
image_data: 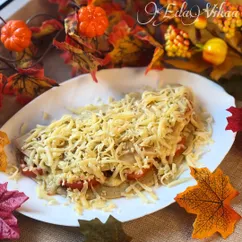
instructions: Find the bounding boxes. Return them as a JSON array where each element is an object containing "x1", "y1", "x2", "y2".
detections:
[{"x1": 21, "y1": 86, "x2": 213, "y2": 213}]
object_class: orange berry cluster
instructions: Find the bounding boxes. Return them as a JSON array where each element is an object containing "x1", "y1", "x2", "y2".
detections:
[
  {"x1": 213, "y1": 0, "x2": 242, "y2": 38},
  {"x1": 164, "y1": 25, "x2": 192, "y2": 58}
]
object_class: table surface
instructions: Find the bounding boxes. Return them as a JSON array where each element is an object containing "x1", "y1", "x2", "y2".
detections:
[{"x1": 1, "y1": 82, "x2": 242, "y2": 242}]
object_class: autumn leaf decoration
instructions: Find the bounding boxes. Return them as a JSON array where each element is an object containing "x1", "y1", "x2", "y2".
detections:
[
  {"x1": 0, "y1": 183, "x2": 29, "y2": 240},
  {"x1": 30, "y1": 19, "x2": 64, "y2": 39},
  {"x1": 175, "y1": 167, "x2": 241, "y2": 239},
  {"x1": 226, "y1": 106, "x2": 242, "y2": 132},
  {"x1": 1, "y1": 68, "x2": 59, "y2": 105},
  {"x1": 79, "y1": 215, "x2": 132, "y2": 242},
  {"x1": 0, "y1": 131, "x2": 10, "y2": 172}
]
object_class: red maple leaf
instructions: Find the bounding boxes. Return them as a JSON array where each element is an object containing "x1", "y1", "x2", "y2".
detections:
[
  {"x1": 226, "y1": 107, "x2": 242, "y2": 133},
  {"x1": 0, "y1": 183, "x2": 29, "y2": 240}
]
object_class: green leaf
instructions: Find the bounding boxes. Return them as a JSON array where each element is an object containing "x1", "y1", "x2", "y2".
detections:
[
  {"x1": 30, "y1": 19, "x2": 63, "y2": 38},
  {"x1": 78, "y1": 215, "x2": 132, "y2": 242}
]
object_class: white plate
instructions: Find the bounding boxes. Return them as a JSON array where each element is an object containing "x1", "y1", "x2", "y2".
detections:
[{"x1": 0, "y1": 68, "x2": 236, "y2": 226}]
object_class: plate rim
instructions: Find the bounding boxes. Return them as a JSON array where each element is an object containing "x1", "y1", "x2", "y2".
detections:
[{"x1": 0, "y1": 67, "x2": 237, "y2": 227}]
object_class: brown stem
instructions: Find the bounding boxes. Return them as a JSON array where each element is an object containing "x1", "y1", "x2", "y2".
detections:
[
  {"x1": 68, "y1": 0, "x2": 87, "y2": 9},
  {"x1": 22, "y1": 29, "x2": 64, "y2": 69},
  {"x1": 68, "y1": 1, "x2": 81, "y2": 9},
  {"x1": 195, "y1": 29, "x2": 202, "y2": 42},
  {"x1": 0, "y1": 56, "x2": 16, "y2": 71},
  {"x1": 0, "y1": 50, "x2": 26, "y2": 63},
  {"x1": 0, "y1": 16, "x2": 6, "y2": 24}
]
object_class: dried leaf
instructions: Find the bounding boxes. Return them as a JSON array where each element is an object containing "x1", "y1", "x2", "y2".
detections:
[
  {"x1": 0, "y1": 131, "x2": 9, "y2": 172},
  {"x1": 219, "y1": 74, "x2": 242, "y2": 101},
  {"x1": 15, "y1": 43, "x2": 38, "y2": 69},
  {"x1": 48, "y1": 0, "x2": 71, "y2": 13},
  {"x1": 0, "y1": 183, "x2": 29, "y2": 240},
  {"x1": 88, "y1": 0, "x2": 118, "y2": 7},
  {"x1": 79, "y1": 215, "x2": 132, "y2": 242},
  {"x1": 0, "y1": 74, "x2": 7, "y2": 108},
  {"x1": 30, "y1": 19, "x2": 63, "y2": 39},
  {"x1": 64, "y1": 14, "x2": 109, "y2": 53},
  {"x1": 225, "y1": 32, "x2": 242, "y2": 54},
  {"x1": 4, "y1": 68, "x2": 59, "y2": 104},
  {"x1": 206, "y1": 0, "x2": 241, "y2": 5},
  {"x1": 165, "y1": 52, "x2": 210, "y2": 74},
  {"x1": 53, "y1": 40, "x2": 106, "y2": 82},
  {"x1": 177, "y1": 22, "x2": 216, "y2": 45},
  {"x1": 175, "y1": 167, "x2": 241, "y2": 239},
  {"x1": 226, "y1": 107, "x2": 242, "y2": 132},
  {"x1": 210, "y1": 50, "x2": 242, "y2": 81},
  {"x1": 145, "y1": 47, "x2": 164, "y2": 74},
  {"x1": 64, "y1": 14, "x2": 93, "y2": 49},
  {"x1": 106, "y1": 10, "x2": 135, "y2": 34},
  {"x1": 107, "y1": 21, "x2": 154, "y2": 67},
  {"x1": 132, "y1": 25, "x2": 162, "y2": 48},
  {"x1": 0, "y1": 131, "x2": 10, "y2": 151}
]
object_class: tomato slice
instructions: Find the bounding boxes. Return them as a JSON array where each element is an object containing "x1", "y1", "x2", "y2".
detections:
[
  {"x1": 62, "y1": 179, "x2": 99, "y2": 191},
  {"x1": 175, "y1": 137, "x2": 186, "y2": 156},
  {"x1": 126, "y1": 168, "x2": 151, "y2": 181},
  {"x1": 20, "y1": 156, "x2": 43, "y2": 178}
]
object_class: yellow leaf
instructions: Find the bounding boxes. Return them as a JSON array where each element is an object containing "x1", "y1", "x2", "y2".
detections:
[
  {"x1": 108, "y1": 21, "x2": 154, "y2": 67},
  {"x1": 145, "y1": 47, "x2": 164, "y2": 74},
  {"x1": 175, "y1": 167, "x2": 241, "y2": 239},
  {"x1": 210, "y1": 50, "x2": 242, "y2": 80},
  {"x1": 0, "y1": 131, "x2": 10, "y2": 172},
  {"x1": 165, "y1": 52, "x2": 211, "y2": 74},
  {"x1": 226, "y1": 32, "x2": 242, "y2": 55}
]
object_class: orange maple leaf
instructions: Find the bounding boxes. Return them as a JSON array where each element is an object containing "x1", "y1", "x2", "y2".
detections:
[
  {"x1": 175, "y1": 167, "x2": 241, "y2": 239},
  {"x1": 0, "y1": 131, "x2": 10, "y2": 172}
]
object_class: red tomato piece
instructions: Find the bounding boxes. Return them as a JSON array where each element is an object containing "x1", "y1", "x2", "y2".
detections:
[
  {"x1": 20, "y1": 156, "x2": 43, "y2": 178},
  {"x1": 62, "y1": 179, "x2": 99, "y2": 191},
  {"x1": 126, "y1": 168, "x2": 151, "y2": 181},
  {"x1": 175, "y1": 137, "x2": 186, "y2": 156}
]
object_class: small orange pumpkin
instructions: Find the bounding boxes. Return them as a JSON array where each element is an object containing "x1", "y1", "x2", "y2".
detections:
[
  {"x1": 78, "y1": 5, "x2": 108, "y2": 38},
  {"x1": 1, "y1": 20, "x2": 32, "y2": 52}
]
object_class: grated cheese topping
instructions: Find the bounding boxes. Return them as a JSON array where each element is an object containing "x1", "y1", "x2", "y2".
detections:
[{"x1": 19, "y1": 86, "x2": 213, "y2": 213}]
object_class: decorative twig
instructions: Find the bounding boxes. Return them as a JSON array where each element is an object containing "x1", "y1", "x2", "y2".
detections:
[
  {"x1": 23, "y1": 29, "x2": 64, "y2": 69},
  {"x1": 0, "y1": 16, "x2": 6, "y2": 24},
  {"x1": 26, "y1": 13, "x2": 61, "y2": 25},
  {"x1": 0, "y1": 50, "x2": 26, "y2": 63},
  {"x1": 68, "y1": 1, "x2": 81, "y2": 10},
  {"x1": 0, "y1": 56, "x2": 16, "y2": 71},
  {"x1": 68, "y1": 0, "x2": 87, "y2": 10}
]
